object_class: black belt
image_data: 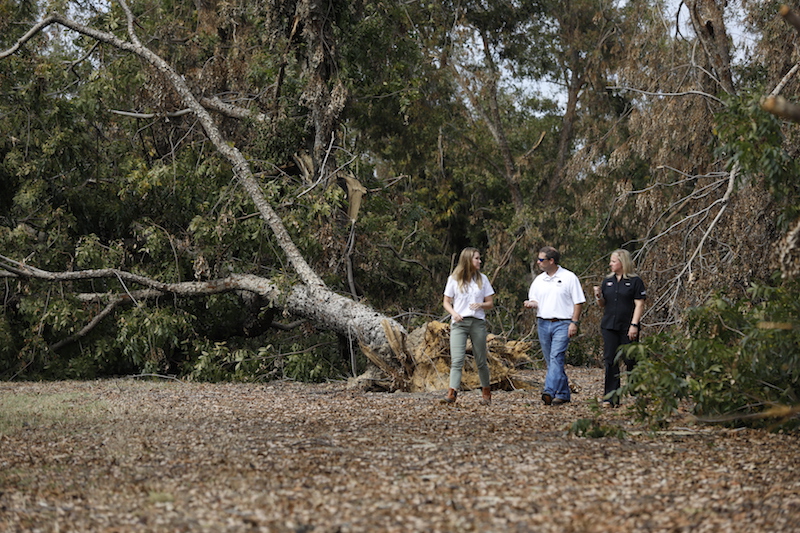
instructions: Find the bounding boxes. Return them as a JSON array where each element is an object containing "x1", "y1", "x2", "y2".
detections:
[{"x1": 542, "y1": 318, "x2": 570, "y2": 322}]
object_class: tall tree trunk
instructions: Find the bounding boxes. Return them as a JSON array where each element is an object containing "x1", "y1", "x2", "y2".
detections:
[
  {"x1": 687, "y1": 0, "x2": 735, "y2": 95},
  {"x1": 295, "y1": 0, "x2": 349, "y2": 176},
  {"x1": 450, "y1": 31, "x2": 525, "y2": 213},
  {"x1": 551, "y1": 61, "x2": 585, "y2": 198},
  {"x1": 478, "y1": 33, "x2": 525, "y2": 214}
]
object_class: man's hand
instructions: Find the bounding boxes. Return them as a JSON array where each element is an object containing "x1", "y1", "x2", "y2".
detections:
[{"x1": 568, "y1": 323, "x2": 578, "y2": 338}]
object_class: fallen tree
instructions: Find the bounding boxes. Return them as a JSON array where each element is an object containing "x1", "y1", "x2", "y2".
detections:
[
  {"x1": 0, "y1": 1, "x2": 415, "y2": 389},
  {"x1": 0, "y1": 254, "x2": 535, "y2": 391}
]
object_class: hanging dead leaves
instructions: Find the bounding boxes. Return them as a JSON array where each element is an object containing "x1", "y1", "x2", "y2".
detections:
[{"x1": 0, "y1": 374, "x2": 798, "y2": 532}]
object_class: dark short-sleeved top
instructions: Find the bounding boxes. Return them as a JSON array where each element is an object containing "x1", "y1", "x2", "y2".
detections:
[{"x1": 600, "y1": 275, "x2": 646, "y2": 331}]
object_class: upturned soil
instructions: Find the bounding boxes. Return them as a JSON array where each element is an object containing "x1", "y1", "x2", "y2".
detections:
[{"x1": 1, "y1": 367, "x2": 798, "y2": 532}]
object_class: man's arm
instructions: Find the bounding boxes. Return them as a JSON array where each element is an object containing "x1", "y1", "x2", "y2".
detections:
[
  {"x1": 524, "y1": 280, "x2": 538, "y2": 309},
  {"x1": 568, "y1": 302, "x2": 583, "y2": 338}
]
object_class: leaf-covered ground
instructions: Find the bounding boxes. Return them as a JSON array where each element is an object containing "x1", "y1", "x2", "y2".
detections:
[{"x1": 1, "y1": 367, "x2": 798, "y2": 532}]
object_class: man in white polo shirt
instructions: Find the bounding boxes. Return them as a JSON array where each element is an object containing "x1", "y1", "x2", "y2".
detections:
[{"x1": 523, "y1": 246, "x2": 585, "y2": 405}]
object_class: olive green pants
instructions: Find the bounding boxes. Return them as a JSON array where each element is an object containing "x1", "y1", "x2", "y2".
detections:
[{"x1": 449, "y1": 317, "x2": 491, "y2": 389}]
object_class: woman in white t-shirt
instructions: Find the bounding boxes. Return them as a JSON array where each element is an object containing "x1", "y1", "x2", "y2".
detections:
[{"x1": 442, "y1": 247, "x2": 495, "y2": 405}]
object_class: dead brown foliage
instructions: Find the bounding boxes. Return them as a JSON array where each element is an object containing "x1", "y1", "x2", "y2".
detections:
[
  {"x1": 406, "y1": 321, "x2": 533, "y2": 392},
  {"x1": 1, "y1": 371, "x2": 798, "y2": 532}
]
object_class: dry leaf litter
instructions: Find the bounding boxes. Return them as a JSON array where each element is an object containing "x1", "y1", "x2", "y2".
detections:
[{"x1": 1, "y1": 364, "x2": 798, "y2": 532}]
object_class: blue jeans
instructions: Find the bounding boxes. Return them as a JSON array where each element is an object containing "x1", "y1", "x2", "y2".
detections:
[
  {"x1": 449, "y1": 317, "x2": 491, "y2": 389},
  {"x1": 538, "y1": 319, "x2": 571, "y2": 401}
]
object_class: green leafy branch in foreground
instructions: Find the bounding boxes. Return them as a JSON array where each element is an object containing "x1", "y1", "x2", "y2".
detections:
[{"x1": 621, "y1": 279, "x2": 800, "y2": 430}]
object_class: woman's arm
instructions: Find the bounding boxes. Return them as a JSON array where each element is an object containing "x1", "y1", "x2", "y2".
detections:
[
  {"x1": 443, "y1": 295, "x2": 463, "y2": 322},
  {"x1": 628, "y1": 298, "x2": 645, "y2": 340},
  {"x1": 594, "y1": 284, "x2": 606, "y2": 308},
  {"x1": 470, "y1": 294, "x2": 494, "y2": 311}
]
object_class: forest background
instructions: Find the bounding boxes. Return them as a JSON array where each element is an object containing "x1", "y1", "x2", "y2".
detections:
[{"x1": 1, "y1": 0, "x2": 799, "y2": 429}]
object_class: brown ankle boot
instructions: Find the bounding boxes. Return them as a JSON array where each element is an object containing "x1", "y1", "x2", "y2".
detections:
[
  {"x1": 479, "y1": 386, "x2": 492, "y2": 406},
  {"x1": 442, "y1": 388, "x2": 457, "y2": 404}
]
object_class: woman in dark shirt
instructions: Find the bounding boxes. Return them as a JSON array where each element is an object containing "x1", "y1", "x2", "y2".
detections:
[{"x1": 593, "y1": 249, "x2": 646, "y2": 407}]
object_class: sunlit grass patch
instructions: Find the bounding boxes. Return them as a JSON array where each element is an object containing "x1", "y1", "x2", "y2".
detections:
[{"x1": 0, "y1": 391, "x2": 107, "y2": 435}]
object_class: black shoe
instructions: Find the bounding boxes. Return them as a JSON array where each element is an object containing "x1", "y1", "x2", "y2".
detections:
[
  {"x1": 552, "y1": 398, "x2": 570, "y2": 405},
  {"x1": 541, "y1": 393, "x2": 552, "y2": 405}
]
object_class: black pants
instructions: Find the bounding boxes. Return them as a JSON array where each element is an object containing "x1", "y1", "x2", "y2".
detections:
[{"x1": 601, "y1": 328, "x2": 637, "y2": 404}]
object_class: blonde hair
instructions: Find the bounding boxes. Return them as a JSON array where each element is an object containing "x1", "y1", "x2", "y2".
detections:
[
  {"x1": 607, "y1": 249, "x2": 639, "y2": 279},
  {"x1": 451, "y1": 247, "x2": 483, "y2": 291}
]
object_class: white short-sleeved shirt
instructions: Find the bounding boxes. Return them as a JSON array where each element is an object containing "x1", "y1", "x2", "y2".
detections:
[
  {"x1": 444, "y1": 273, "x2": 495, "y2": 322},
  {"x1": 528, "y1": 266, "x2": 586, "y2": 319}
]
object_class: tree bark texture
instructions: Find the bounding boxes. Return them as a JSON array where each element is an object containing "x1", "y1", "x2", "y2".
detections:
[
  {"x1": 551, "y1": 59, "x2": 585, "y2": 197},
  {"x1": 687, "y1": 0, "x2": 735, "y2": 94}
]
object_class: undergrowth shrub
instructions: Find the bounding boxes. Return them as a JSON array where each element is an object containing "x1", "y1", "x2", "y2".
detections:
[
  {"x1": 621, "y1": 280, "x2": 800, "y2": 430},
  {"x1": 187, "y1": 342, "x2": 276, "y2": 382}
]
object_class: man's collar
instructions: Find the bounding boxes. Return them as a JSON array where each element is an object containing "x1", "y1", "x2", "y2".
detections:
[{"x1": 544, "y1": 265, "x2": 561, "y2": 278}]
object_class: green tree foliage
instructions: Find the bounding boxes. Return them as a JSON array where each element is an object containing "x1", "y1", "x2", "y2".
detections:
[
  {"x1": 0, "y1": 0, "x2": 339, "y2": 378},
  {"x1": 714, "y1": 91, "x2": 800, "y2": 226},
  {"x1": 623, "y1": 280, "x2": 800, "y2": 430}
]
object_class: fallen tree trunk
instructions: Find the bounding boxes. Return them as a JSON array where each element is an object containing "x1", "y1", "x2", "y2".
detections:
[
  {"x1": 1, "y1": 255, "x2": 534, "y2": 391},
  {"x1": 0, "y1": 256, "x2": 412, "y2": 389},
  {"x1": 0, "y1": 1, "x2": 413, "y2": 389}
]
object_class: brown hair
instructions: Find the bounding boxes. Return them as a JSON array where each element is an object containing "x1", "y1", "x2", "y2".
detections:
[
  {"x1": 539, "y1": 246, "x2": 560, "y2": 264},
  {"x1": 451, "y1": 247, "x2": 483, "y2": 291}
]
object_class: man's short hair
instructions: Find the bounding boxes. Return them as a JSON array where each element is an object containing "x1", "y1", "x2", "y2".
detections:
[{"x1": 539, "y1": 246, "x2": 560, "y2": 264}]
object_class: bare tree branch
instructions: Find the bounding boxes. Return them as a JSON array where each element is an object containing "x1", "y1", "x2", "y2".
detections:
[
  {"x1": 199, "y1": 96, "x2": 269, "y2": 122},
  {"x1": 606, "y1": 85, "x2": 724, "y2": 104},
  {"x1": 49, "y1": 298, "x2": 124, "y2": 351},
  {"x1": 0, "y1": 252, "x2": 403, "y2": 358},
  {"x1": 109, "y1": 97, "x2": 269, "y2": 122},
  {"x1": 376, "y1": 244, "x2": 432, "y2": 274},
  {"x1": 109, "y1": 108, "x2": 193, "y2": 119},
  {"x1": 664, "y1": 164, "x2": 738, "y2": 321},
  {"x1": 768, "y1": 63, "x2": 800, "y2": 98},
  {"x1": 602, "y1": 163, "x2": 738, "y2": 326}
]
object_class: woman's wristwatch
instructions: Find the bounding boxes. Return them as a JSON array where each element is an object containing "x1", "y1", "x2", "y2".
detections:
[{"x1": 630, "y1": 323, "x2": 640, "y2": 329}]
